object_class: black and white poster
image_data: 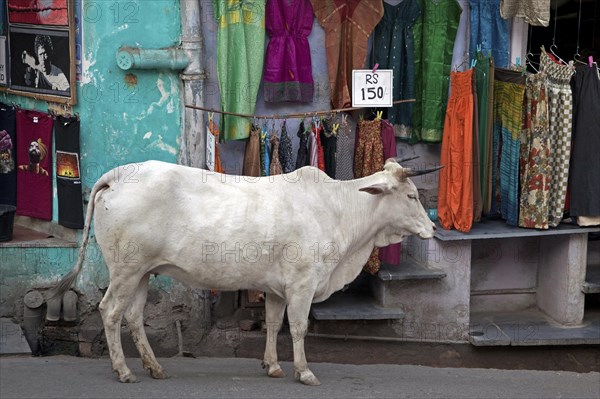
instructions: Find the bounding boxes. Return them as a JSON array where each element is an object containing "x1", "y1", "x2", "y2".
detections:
[{"x1": 9, "y1": 26, "x2": 70, "y2": 97}]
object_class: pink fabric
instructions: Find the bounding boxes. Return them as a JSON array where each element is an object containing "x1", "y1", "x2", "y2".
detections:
[
  {"x1": 263, "y1": 0, "x2": 314, "y2": 102},
  {"x1": 379, "y1": 119, "x2": 402, "y2": 265},
  {"x1": 16, "y1": 109, "x2": 54, "y2": 220}
]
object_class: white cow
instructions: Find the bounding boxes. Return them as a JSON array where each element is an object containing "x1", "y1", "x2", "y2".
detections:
[{"x1": 52, "y1": 159, "x2": 440, "y2": 385}]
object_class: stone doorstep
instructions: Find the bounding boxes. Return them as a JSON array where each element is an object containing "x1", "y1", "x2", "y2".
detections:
[
  {"x1": 377, "y1": 258, "x2": 446, "y2": 281},
  {"x1": 0, "y1": 318, "x2": 32, "y2": 356},
  {"x1": 310, "y1": 291, "x2": 404, "y2": 321},
  {"x1": 469, "y1": 308, "x2": 600, "y2": 347}
]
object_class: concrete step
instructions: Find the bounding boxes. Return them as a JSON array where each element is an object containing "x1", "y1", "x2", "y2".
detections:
[
  {"x1": 377, "y1": 258, "x2": 446, "y2": 281},
  {"x1": 469, "y1": 308, "x2": 600, "y2": 346},
  {"x1": 583, "y1": 267, "x2": 600, "y2": 294},
  {"x1": 310, "y1": 291, "x2": 404, "y2": 321}
]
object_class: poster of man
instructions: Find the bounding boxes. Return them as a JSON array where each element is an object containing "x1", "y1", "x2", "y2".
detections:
[{"x1": 9, "y1": 26, "x2": 70, "y2": 97}]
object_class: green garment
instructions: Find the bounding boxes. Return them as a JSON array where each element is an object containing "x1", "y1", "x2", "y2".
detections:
[
  {"x1": 214, "y1": 0, "x2": 266, "y2": 141},
  {"x1": 411, "y1": 0, "x2": 462, "y2": 143},
  {"x1": 473, "y1": 51, "x2": 493, "y2": 209}
]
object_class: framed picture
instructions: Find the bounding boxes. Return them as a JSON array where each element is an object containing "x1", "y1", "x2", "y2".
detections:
[
  {"x1": 7, "y1": 0, "x2": 68, "y2": 26},
  {"x1": 1, "y1": 0, "x2": 76, "y2": 104}
]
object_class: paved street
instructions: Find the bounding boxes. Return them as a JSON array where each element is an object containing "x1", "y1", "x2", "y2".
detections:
[{"x1": 1, "y1": 355, "x2": 598, "y2": 399}]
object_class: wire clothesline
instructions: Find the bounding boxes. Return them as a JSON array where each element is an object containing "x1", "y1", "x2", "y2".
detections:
[{"x1": 184, "y1": 99, "x2": 416, "y2": 120}]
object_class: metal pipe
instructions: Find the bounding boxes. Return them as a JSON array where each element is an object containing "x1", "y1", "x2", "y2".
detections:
[
  {"x1": 116, "y1": 47, "x2": 189, "y2": 71},
  {"x1": 178, "y1": 0, "x2": 207, "y2": 169},
  {"x1": 23, "y1": 290, "x2": 44, "y2": 354}
]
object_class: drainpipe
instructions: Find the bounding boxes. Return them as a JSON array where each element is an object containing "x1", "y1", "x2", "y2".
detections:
[{"x1": 115, "y1": 0, "x2": 206, "y2": 168}]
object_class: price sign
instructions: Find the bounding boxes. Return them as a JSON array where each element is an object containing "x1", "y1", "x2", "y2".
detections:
[{"x1": 352, "y1": 69, "x2": 393, "y2": 107}]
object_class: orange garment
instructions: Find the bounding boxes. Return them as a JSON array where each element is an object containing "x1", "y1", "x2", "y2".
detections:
[
  {"x1": 311, "y1": 0, "x2": 384, "y2": 109},
  {"x1": 438, "y1": 69, "x2": 475, "y2": 233},
  {"x1": 208, "y1": 119, "x2": 224, "y2": 173}
]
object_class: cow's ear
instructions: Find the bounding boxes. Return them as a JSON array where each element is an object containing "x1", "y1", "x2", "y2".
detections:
[{"x1": 359, "y1": 184, "x2": 390, "y2": 195}]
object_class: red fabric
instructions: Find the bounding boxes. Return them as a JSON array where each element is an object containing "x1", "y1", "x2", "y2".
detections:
[
  {"x1": 379, "y1": 120, "x2": 401, "y2": 265},
  {"x1": 16, "y1": 109, "x2": 54, "y2": 220},
  {"x1": 313, "y1": 122, "x2": 326, "y2": 172},
  {"x1": 8, "y1": 0, "x2": 68, "y2": 25}
]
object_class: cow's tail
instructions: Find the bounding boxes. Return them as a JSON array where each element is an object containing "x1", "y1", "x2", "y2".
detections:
[{"x1": 48, "y1": 171, "x2": 112, "y2": 300}]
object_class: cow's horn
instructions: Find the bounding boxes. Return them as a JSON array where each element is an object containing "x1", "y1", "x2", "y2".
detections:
[
  {"x1": 404, "y1": 165, "x2": 444, "y2": 177},
  {"x1": 395, "y1": 155, "x2": 420, "y2": 163}
]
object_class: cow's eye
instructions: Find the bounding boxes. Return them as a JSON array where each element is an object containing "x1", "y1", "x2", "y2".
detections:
[{"x1": 408, "y1": 194, "x2": 418, "y2": 200}]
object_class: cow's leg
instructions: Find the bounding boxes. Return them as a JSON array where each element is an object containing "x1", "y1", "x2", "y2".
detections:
[
  {"x1": 99, "y1": 277, "x2": 141, "y2": 383},
  {"x1": 262, "y1": 293, "x2": 286, "y2": 378},
  {"x1": 124, "y1": 273, "x2": 168, "y2": 380},
  {"x1": 287, "y1": 295, "x2": 320, "y2": 386}
]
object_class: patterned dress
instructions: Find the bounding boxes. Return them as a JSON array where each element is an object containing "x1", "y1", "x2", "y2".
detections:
[
  {"x1": 500, "y1": 0, "x2": 550, "y2": 27},
  {"x1": 539, "y1": 48, "x2": 574, "y2": 227},
  {"x1": 519, "y1": 73, "x2": 550, "y2": 229},
  {"x1": 354, "y1": 119, "x2": 385, "y2": 274}
]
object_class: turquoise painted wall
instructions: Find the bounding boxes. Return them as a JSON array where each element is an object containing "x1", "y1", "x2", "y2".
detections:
[{"x1": 1, "y1": 1, "x2": 183, "y2": 311}]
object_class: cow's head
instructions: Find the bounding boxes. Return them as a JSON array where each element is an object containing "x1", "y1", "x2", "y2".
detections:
[{"x1": 358, "y1": 158, "x2": 441, "y2": 242}]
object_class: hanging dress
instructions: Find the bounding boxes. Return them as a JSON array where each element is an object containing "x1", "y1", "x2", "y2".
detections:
[
  {"x1": 269, "y1": 134, "x2": 283, "y2": 176},
  {"x1": 539, "y1": 48, "x2": 574, "y2": 227},
  {"x1": 214, "y1": 0, "x2": 266, "y2": 141},
  {"x1": 569, "y1": 65, "x2": 600, "y2": 224},
  {"x1": 208, "y1": 118, "x2": 225, "y2": 173},
  {"x1": 278, "y1": 121, "x2": 295, "y2": 173},
  {"x1": 264, "y1": 0, "x2": 314, "y2": 102},
  {"x1": 335, "y1": 114, "x2": 354, "y2": 180},
  {"x1": 295, "y1": 121, "x2": 309, "y2": 170},
  {"x1": 310, "y1": 0, "x2": 384, "y2": 109},
  {"x1": 500, "y1": 0, "x2": 551, "y2": 27},
  {"x1": 321, "y1": 117, "x2": 338, "y2": 179},
  {"x1": 243, "y1": 124, "x2": 261, "y2": 177},
  {"x1": 438, "y1": 69, "x2": 475, "y2": 233},
  {"x1": 354, "y1": 118, "x2": 385, "y2": 275},
  {"x1": 412, "y1": 0, "x2": 462, "y2": 143},
  {"x1": 372, "y1": 0, "x2": 421, "y2": 140},
  {"x1": 469, "y1": 0, "x2": 510, "y2": 68},
  {"x1": 518, "y1": 73, "x2": 550, "y2": 229}
]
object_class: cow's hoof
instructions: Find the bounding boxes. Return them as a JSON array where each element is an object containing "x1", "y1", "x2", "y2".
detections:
[
  {"x1": 118, "y1": 372, "x2": 139, "y2": 383},
  {"x1": 295, "y1": 370, "x2": 321, "y2": 386},
  {"x1": 150, "y1": 368, "x2": 170, "y2": 380},
  {"x1": 268, "y1": 367, "x2": 286, "y2": 378}
]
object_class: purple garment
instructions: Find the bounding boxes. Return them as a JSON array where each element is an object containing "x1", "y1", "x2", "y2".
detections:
[
  {"x1": 379, "y1": 119, "x2": 402, "y2": 266},
  {"x1": 264, "y1": 0, "x2": 314, "y2": 102}
]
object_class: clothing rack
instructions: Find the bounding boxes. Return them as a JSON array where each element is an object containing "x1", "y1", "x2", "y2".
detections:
[{"x1": 184, "y1": 99, "x2": 415, "y2": 120}]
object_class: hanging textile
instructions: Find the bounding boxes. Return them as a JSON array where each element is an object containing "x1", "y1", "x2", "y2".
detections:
[
  {"x1": 295, "y1": 121, "x2": 309, "y2": 170},
  {"x1": 55, "y1": 115, "x2": 84, "y2": 229},
  {"x1": 16, "y1": 109, "x2": 54, "y2": 220},
  {"x1": 539, "y1": 48, "x2": 574, "y2": 227},
  {"x1": 469, "y1": 0, "x2": 510, "y2": 68},
  {"x1": 438, "y1": 69, "x2": 475, "y2": 233},
  {"x1": 208, "y1": 117, "x2": 225, "y2": 173},
  {"x1": 518, "y1": 73, "x2": 550, "y2": 229},
  {"x1": 372, "y1": 0, "x2": 420, "y2": 140},
  {"x1": 569, "y1": 65, "x2": 600, "y2": 223},
  {"x1": 278, "y1": 121, "x2": 294, "y2": 173},
  {"x1": 312, "y1": 120, "x2": 325, "y2": 172},
  {"x1": 473, "y1": 52, "x2": 494, "y2": 213},
  {"x1": 354, "y1": 118, "x2": 384, "y2": 274},
  {"x1": 471, "y1": 73, "x2": 483, "y2": 222},
  {"x1": 260, "y1": 125, "x2": 270, "y2": 176},
  {"x1": 243, "y1": 124, "x2": 261, "y2": 176},
  {"x1": 308, "y1": 125, "x2": 318, "y2": 168},
  {"x1": 264, "y1": 0, "x2": 314, "y2": 102},
  {"x1": 269, "y1": 134, "x2": 283, "y2": 176},
  {"x1": 412, "y1": 0, "x2": 462, "y2": 143},
  {"x1": 491, "y1": 68, "x2": 526, "y2": 226},
  {"x1": 310, "y1": 0, "x2": 384, "y2": 109},
  {"x1": 379, "y1": 119, "x2": 401, "y2": 265},
  {"x1": 484, "y1": 62, "x2": 496, "y2": 213},
  {"x1": 0, "y1": 103, "x2": 17, "y2": 207},
  {"x1": 335, "y1": 114, "x2": 354, "y2": 181},
  {"x1": 214, "y1": 0, "x2": 266, "y2": 141},
  {"x1": 321, "y1": 117, "x2": 337, "y2": 179},
  {"x1": 500, "y1": 0, "x2": 550, "y2": 27}
]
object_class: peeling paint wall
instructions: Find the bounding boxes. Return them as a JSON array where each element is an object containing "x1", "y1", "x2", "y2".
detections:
[{"x1": 0, "y1": 1, "x2": 212, "y2": 353}]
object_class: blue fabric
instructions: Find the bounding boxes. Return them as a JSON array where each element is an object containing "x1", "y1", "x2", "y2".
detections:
[{"x1": 469, "y1": 0, "x2": 510, "y2": 68}]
